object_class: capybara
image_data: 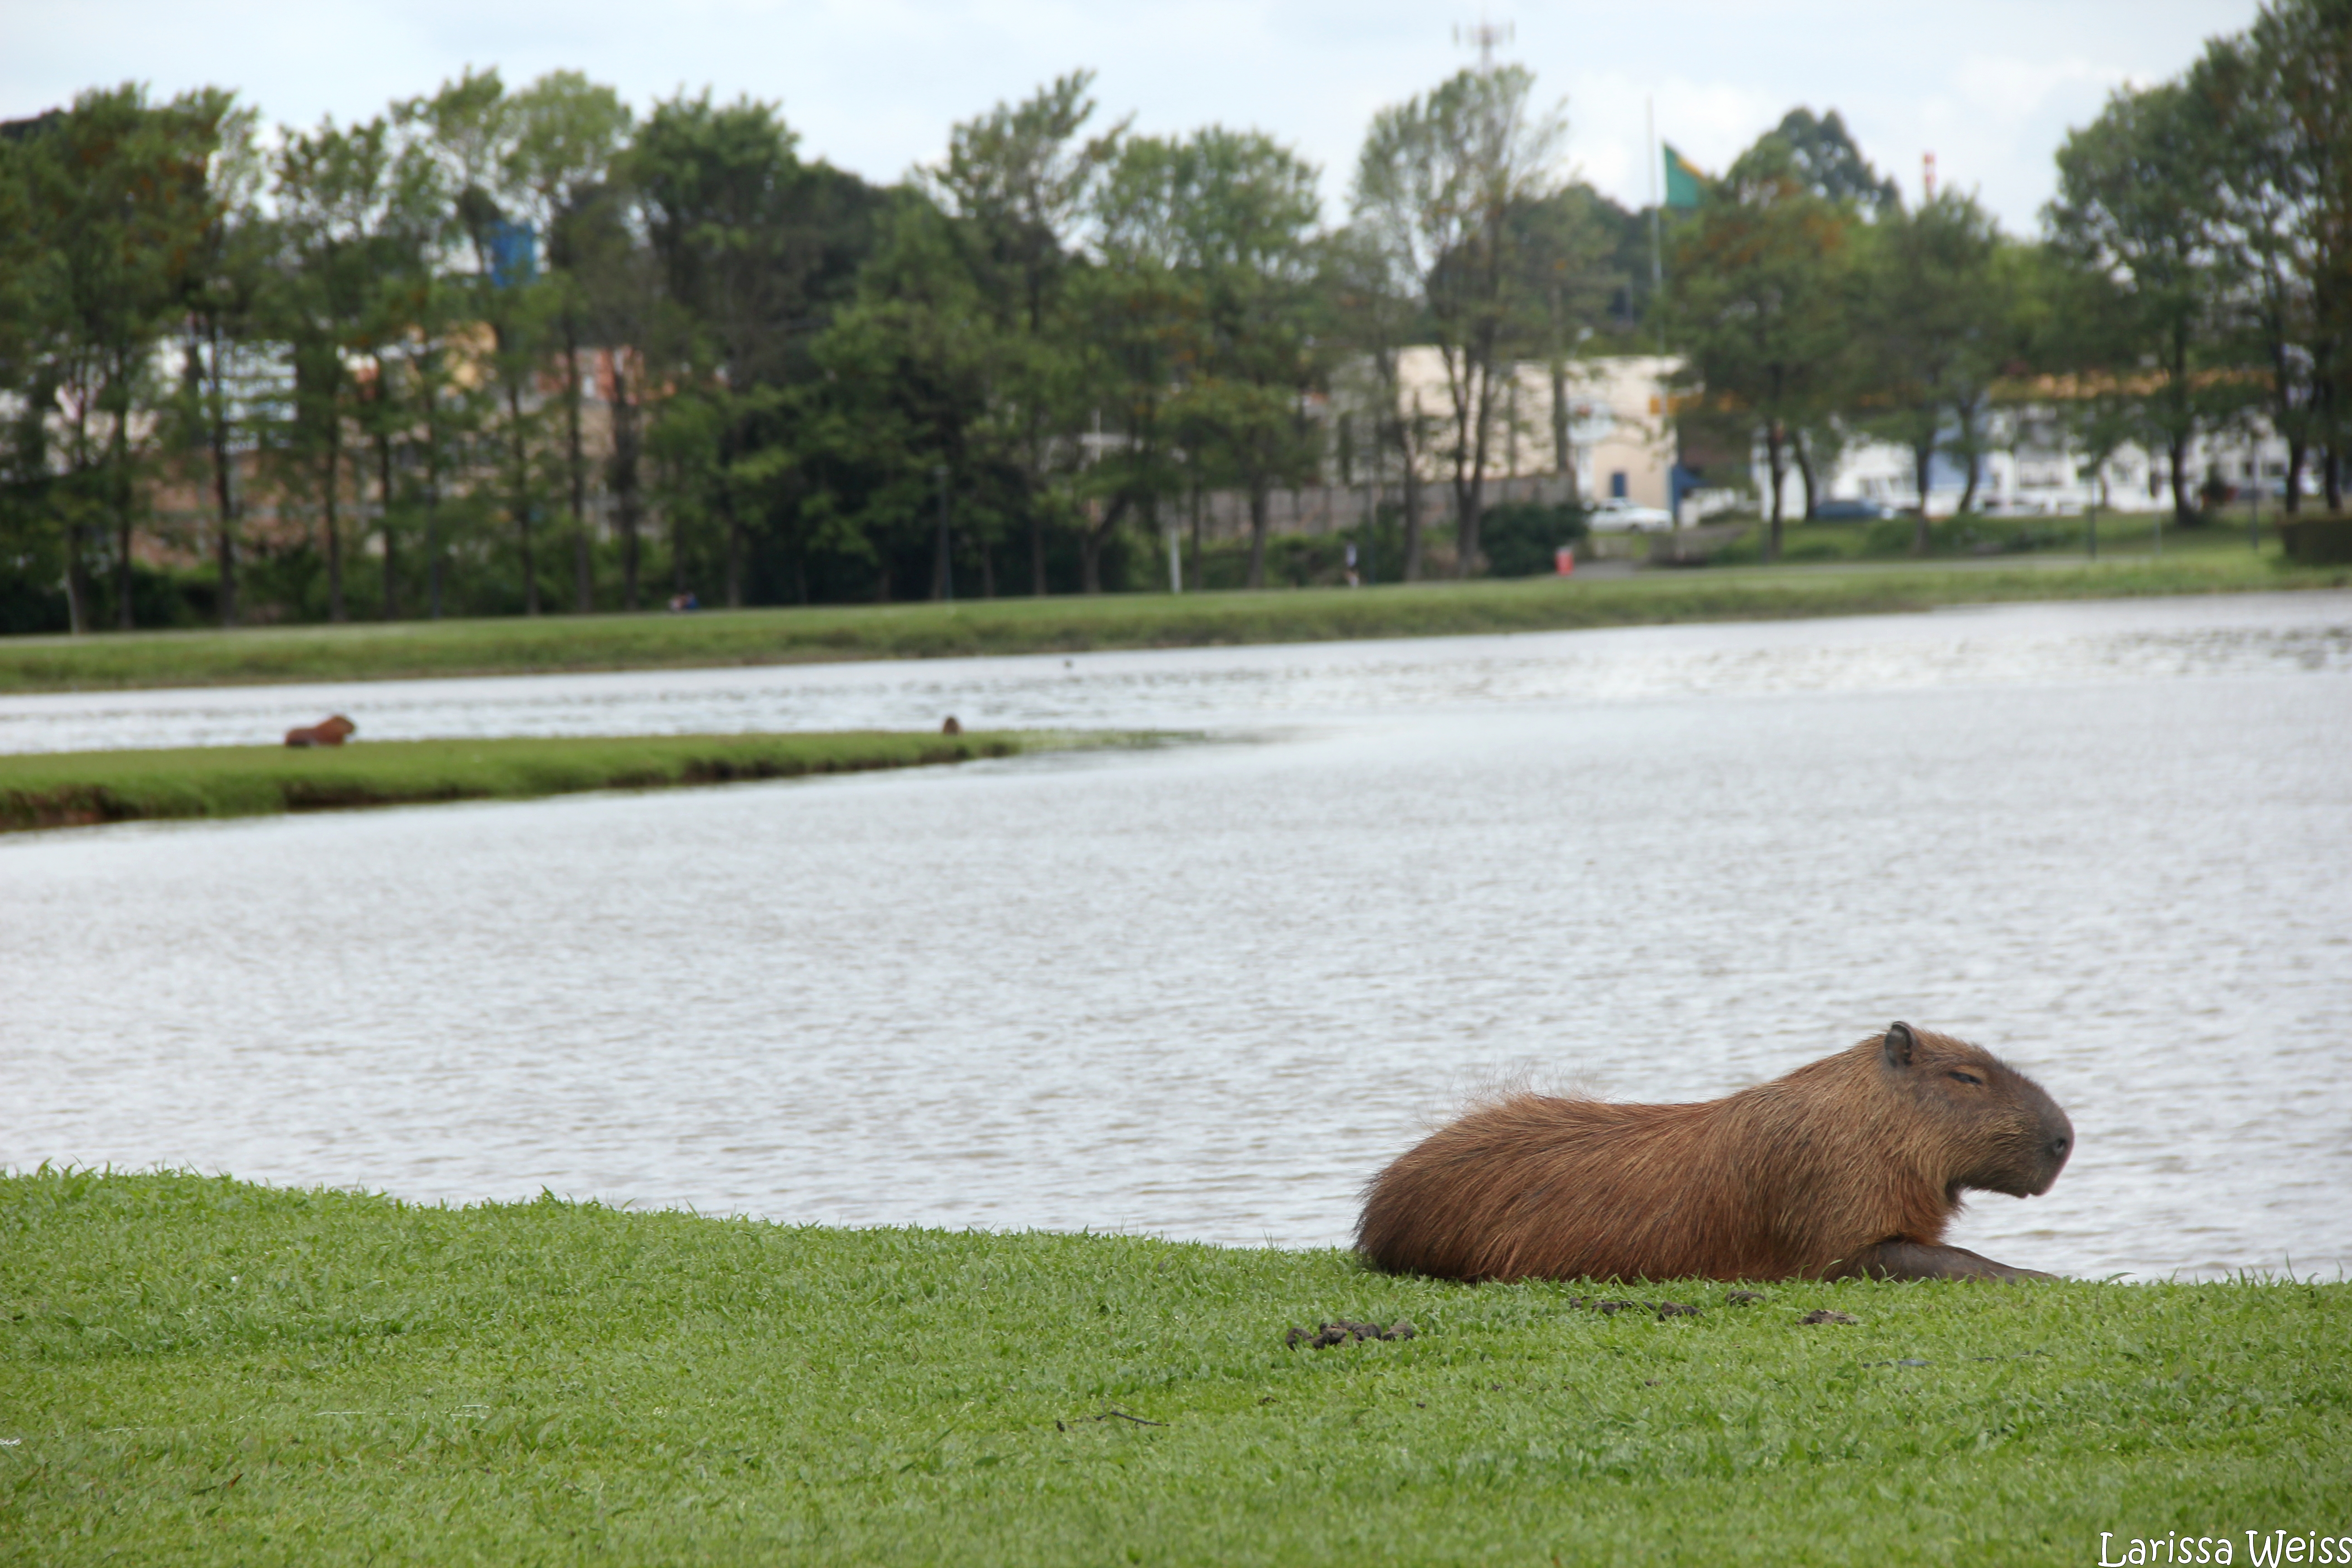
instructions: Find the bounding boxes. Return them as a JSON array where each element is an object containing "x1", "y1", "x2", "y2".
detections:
[
  {"x1": 283, "y1": 715, "x2": 356, "y2": 748},
  {"x1": 1357, "y1": 1022, "x2": 2073, "y2": 1284},
  {"x1": 941, "y1": 715, "x2": 963, "y2": 735}
]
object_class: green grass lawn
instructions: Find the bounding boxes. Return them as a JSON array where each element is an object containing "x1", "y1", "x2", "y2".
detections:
[
  {"x1": 4, "y1": 553, "x2": 2343, "y2": 695},
  {"x1": 0, "y1": 730, "x2": 1093, "y2": 833},
  {"x1": 2, "y1": 1172, "x2": 2343, "y2": 1566}
]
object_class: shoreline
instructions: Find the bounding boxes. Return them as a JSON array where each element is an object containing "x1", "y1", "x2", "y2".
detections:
[
  {"x1": 0, "y1": 729, "x2": 1111, "y2": 833},
  {"x1": 2, "y1": 555, "x2": 2342, "y2": 696}
]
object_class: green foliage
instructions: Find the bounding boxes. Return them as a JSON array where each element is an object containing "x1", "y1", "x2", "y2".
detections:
[
  {"x1": 1476, "y1": 499, "x2": 1588, "y2": 577},
  {"x1": 2, "y1": 1171, "x2": 2346, "y2": 1565}
]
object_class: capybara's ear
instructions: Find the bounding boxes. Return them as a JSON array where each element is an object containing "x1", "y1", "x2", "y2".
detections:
[{"x1": 1883, "y1": 1021, "x2": 1917, "y2": 1068}]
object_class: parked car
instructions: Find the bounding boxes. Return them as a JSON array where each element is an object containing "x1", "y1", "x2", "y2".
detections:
[
  {"x1": 1811, "y1": 498, "x2": 1891, "y2": 520},
  {"x1": 1588, "y1": 496, "x2": 1676, "y2": 532}
]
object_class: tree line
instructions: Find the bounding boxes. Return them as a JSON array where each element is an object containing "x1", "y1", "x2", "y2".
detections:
[
  {"x1": 0, "y1": 0, "x2": 2344, "y2": 631},
  {"x1": 1670, "y1": 0, "x2": 2349, "y2": 560}
]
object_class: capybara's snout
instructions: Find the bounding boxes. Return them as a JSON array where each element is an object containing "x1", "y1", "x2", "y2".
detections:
[
  {"x1": 2030, "y1": 1104, "x2": 2075, "y2": 1195},
  {"x1": 1990, "y1": 1086, "x2": 2074, "y2": 1198}
]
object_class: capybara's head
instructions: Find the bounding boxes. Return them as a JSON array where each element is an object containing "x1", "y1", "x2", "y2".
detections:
[
  {"x1": 1877, "y1": 1021, "x2": 2073, "y2": 1198},
  {"x1": 318, "y1": 715, "x2": 356, "y2": 741}
]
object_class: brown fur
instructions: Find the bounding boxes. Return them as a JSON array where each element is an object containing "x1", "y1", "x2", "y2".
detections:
[
  {"x1": 941, "y1": 715, "x2": 963, "y2": 735},
  {"x1": 1356, "y1": 1023, "x2": 2073, "y2": 1284},
  {"x1": 284, "y1": 715, "x2": 356, "y2": 748}
]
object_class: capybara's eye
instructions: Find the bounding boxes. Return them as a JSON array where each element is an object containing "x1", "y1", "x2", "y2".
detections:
[{"x1": 1947, "y1": 1070, "x2": 1984, "y2": 1087}]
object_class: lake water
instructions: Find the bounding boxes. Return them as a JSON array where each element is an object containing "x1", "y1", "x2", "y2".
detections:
[{"x1": 4, "y1": 593, "x2": 2348, "y2": 1281}]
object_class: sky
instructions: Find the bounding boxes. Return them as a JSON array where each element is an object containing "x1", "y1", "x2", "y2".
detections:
[{"x1": 3, "y1": 0, "x2": 2263, "y2": 236}]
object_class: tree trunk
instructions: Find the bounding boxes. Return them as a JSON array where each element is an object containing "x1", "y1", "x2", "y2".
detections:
[
  {"x1": 2283, "y1": 438, "x2": 2306, "y2": 517},
  {"x1": 1453, "y1": 371, "x2": 1492, "y2": 579},
  {"x1": 1911, "y1": 437, "x2": 1935, "y2": 555},
  {"x1": 112, "y1": 405, "x2": 135, "y2": 630},
  {"x1": 566, "y1": 318, "x2": 592, "y2": 614},
  {"x1": 1245, "y1": 481, "x2": 1269, "y2": 589},
  {"x1": 1763, "y1": 422, "x2": 1788, "y2": 563},
  {"x1": 2168, "y1": 435, "x2": 2193, "y2": 527},
  {"x1": 1792, "y1": 430, "x2": 1818, "y2": 524},
  {"x1": 508, "y1": 380, "x2": 536, "y2": 616},
  {"x1": 1400, "y1": 421, "x2": 1425, "y2": 583},
  {"x1": 1029, "y1": 507, "x2": 1048, "y2": 596},
  {"x1": 2326, "y1": 444, "x2": 2344, "y2": 513},
  {"x1": 724, "y1": 497, "x2": 745, "y2": 609},
  {"x1": 1189, "y1": 477, "x2": 1204, "y2": 593},
  {"x1": 611, "y1": 357, "x2": 642, "y2": 612},
  {"x1": 324, "y1": 436, "x2": 347, "y2": 623},
  {"x1": 1080, "y1": 496, "x2": 1127, "y2": 594},
  {"x1": 209, "y1": 365, "x2": 238, "y2": 627},
  {"x1": 424, "y1": 426, "x2": 445, "y2": 621},
  {"x1": 64, "y1": 525, "x2": 89, "y2": 636},
  {"x1": 376, "y1": 424, "x2": 398, "y2": 620},
  {"x1": 1550, "y1": 361, "x2": 1573, "y2": 485}
]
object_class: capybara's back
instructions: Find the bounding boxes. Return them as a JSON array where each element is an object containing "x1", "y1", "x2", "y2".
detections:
[
  {"x1": 284, "y1": 715, "x2": 356, "y2": 748},
  {"x1": 1356, "y1": 1023, "x2": 2074, "y2": 1284}
]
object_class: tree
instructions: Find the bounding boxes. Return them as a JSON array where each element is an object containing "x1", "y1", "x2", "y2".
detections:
[
  {"x1": 273, "y1": 113, "x2": 423, "y2": 621},
  {"x1": 172, "y1": 99, "x2": 270, "y2": 626},
  {"x1": 1323, "y1": 224, "x2": 1436, "y2": 578},
  {"x1": 506, "y1": 72, "x2": 633, "y2": 611},
  {"x1": 1665, "y1": 133, "x2": 1857, "y2": 558},
  {"x1": 2048, "y1": 80, "x2": 2240, "y2": 527},
  {"x1": 1095, "y1": 127, "x2": 1323, "y2": 589},
  {"x1": 929, "y1": 73, "x2": 1122, "y2": 593},
  {"x1": 2200, "y1": 0, "x2": 2352, "y2": 512},
  {"x1": 1758, "y1": 108, "x2": 1901, "y2": 214},
  {"x1": 1853, "y1": 192, "x2": 2010, "y2": 548},
  {"x1": 1353, "y1": 63, "x2": 1567, "y2": 576},
  {"x1": 15, "y1": 86, "x2": 225, "y2": 630},
  {"x1": 632, "y1": 90, "x2": 883, "y2": 605}
]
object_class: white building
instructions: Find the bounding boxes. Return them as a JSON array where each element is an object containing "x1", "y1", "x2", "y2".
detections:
[{"x1": 1784, "y1": 410, "x2": 2301, "y2": 519}]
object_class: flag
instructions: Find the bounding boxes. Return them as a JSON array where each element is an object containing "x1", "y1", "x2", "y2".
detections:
[{"x1": 1663, "y1": 144, "x2": 1709, "y2": 210}]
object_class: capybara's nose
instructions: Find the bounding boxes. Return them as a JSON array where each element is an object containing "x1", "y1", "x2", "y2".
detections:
[{"x1": 2048, "y1": 1134, "x2": 2070, "y2": 1161}]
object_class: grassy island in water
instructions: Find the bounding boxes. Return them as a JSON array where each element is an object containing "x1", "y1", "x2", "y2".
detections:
[
  {"x1": 0, "y1": 730, "x2": 1092, "y2": 833},
  {"x1": 0, "y1": 1171, "x2": 2344, "y2": 1566}
]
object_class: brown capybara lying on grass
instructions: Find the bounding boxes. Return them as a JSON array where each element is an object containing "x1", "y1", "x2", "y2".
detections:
[
  {"x1": 283, "y1": 715, "x2": 356, "y2": 748},
  {"x1": 1358, "y1": 1022, "x2": 2073, "y2": 1284}
]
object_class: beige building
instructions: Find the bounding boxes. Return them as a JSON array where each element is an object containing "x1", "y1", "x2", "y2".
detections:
[{"x1": 1385, "y1": 348, "x2": 1684, "y2": 511}]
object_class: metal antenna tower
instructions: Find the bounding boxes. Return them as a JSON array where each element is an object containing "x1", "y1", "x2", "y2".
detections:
[{"x1": 1453, "y1": 17, "x2": 1514, "y2": 70}]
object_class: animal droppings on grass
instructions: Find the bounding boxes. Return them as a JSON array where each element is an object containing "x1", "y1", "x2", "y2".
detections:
[
  {"x1": 1725, "y1": 1290, "x2": 1766, "y2": 1306},
  {"x1": 1566, "y1": 1296, "x2": 1699, "y2": 1319},
  {"x1": 1801, "y1": 1309, "x2": 1861, "y2": 1324},
  {"x1": 1285, "y1": 1319, "x2": 1416, "y2": 1349}
]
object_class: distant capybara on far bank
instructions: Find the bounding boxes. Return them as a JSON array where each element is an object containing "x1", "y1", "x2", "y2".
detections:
[
  {"x1": 941, "y1": 715, "x2": 962, "y2": 735},
  {"x1": 1357, "y1": 1022, "x2": 2074, "y2": 1284},
  {"x1": 283, "y1": 715, "x2": 356, "y2": 748}
]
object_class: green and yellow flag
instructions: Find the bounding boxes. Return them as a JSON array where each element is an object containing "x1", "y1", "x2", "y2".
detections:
[{"x1": 1663, "y1": 144, "x2": 1710, "y2": 209}]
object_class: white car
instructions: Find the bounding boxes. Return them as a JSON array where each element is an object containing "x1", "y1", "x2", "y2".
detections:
[{"x1": 1588, "y1": 496, "x2": 1676, "y2": 533}]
